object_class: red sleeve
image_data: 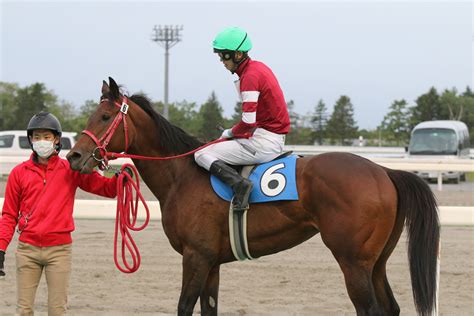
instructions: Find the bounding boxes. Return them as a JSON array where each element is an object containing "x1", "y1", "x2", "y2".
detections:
[
  {"x1": 77, "y1": 171, "x2": 117, "y2": 198},
  {"x1": 231, "y1": 74, "x2": 259, "y2": 138},
  {"x1": 0, "y1": 168, "x2": 21, "y2": 251}
]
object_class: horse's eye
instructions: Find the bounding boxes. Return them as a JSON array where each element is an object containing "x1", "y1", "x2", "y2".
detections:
[{"x1": 102, "y1": 114, "x2": 111, "y2": 121}]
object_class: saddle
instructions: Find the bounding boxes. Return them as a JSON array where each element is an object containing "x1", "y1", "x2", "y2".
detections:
[{"x1": 231, "y1": 151, "x2": 293, "y2": 175}]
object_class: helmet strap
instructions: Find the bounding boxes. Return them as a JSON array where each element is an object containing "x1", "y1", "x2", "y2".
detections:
[{"x1": 231, "y1": 52, "x2": 248, "y2": 73}]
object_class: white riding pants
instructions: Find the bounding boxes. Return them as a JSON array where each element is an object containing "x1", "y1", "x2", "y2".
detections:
[{"x1": 194, "y1": 128, "x2": 286, "y2": 170}]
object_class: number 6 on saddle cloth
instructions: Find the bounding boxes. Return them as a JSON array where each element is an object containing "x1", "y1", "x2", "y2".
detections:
[
  {"x1": 211, "y1": 154, "x2": 299, "y2": 261},
  {"x1": 210, "y1": 155, "x2": 299, "y2": 204}
]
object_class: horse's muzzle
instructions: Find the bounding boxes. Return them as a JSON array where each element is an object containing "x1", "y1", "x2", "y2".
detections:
[{"x1": 67, "y1": 150, "x2": 93, "y2": 173}]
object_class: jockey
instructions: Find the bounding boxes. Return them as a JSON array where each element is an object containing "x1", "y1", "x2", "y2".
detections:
[{"x1": 195, "y1": 26, "x2": 290, "y2": 211}]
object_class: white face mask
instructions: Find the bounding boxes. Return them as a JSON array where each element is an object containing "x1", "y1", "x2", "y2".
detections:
[{"x1": 32, "y1": 140, "x2": 56, "y2": 158}]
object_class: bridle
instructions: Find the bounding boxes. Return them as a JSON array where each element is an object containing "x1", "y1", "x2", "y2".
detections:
[
  {"x1": 81, "y1": 96, "x2": 130, "y2": 170},
  {"x1": 80, "y1": 95, "x2": 146, "y2": 274}
]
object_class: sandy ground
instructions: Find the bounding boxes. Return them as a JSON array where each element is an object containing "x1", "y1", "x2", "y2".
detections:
[
  {"x1": 0, "y1": 178, "x2": 473, "y2": 315},
  {"x1": 0, "y1": 221, "x2": 473, "y2": 316}
]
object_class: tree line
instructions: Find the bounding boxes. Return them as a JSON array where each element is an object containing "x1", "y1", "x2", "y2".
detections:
[{"x1": 1, "y1": 81, "x2": 473, "y2": 145}]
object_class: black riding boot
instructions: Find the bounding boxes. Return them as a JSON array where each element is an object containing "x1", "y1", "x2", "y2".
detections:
[{"x1": 210, "y1": 160, "x2": 253, "y2": 211}]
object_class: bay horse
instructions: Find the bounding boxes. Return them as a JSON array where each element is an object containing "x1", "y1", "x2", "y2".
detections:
[{"x1": 67, "y1": 78, "x2": 439, "y2": 316}]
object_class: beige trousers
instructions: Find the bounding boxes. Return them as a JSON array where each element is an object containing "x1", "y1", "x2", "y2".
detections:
[{"x1": 15, "y1": 241, "x2": 72, "y2": 316}]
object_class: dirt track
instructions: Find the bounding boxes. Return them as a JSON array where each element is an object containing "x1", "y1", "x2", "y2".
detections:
[
  {"x1": 0, "y1": 221, "x2": 473, "y2": 315},
  {"x1": 0, "y1": 178, "x2": 472, "y2": 315}
]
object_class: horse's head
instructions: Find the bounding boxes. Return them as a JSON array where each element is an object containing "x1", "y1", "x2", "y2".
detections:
[{"x1": 67, "y1": 77, "x2": 136, "y2": 173}]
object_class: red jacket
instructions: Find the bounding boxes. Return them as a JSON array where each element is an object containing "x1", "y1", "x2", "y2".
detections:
[
  {"x1": 231, "y1": 58, "x2": 290, "y2": 137},
  {"x1": 0, "y1": 154, "x2": 117, "y2": 251}
]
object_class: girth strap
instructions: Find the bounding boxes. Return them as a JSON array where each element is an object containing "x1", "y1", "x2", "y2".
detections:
[{"x1": 228, "y1": 165, "x2": 256, "y2": 261}]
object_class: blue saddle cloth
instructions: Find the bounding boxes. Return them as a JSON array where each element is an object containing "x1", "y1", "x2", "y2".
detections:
[{"x1": 210, "y1": 155, "x2": 299, "y2": 203}]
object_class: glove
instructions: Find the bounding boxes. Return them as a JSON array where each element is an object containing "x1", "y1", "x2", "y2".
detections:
[
  {"x1": 0, "y1": 250, "x2": 5, "y2": 277},
  {"x1": 115, "y1": 167, "x2": 133, "y2": 180},
  {"x1": 122, "y1": 166, "x2": 134, "y2": 183},
  {"x1": 123, "y1": 166, "x2": 133, "y2": 178},
  {"x1": 220, "y1": 129, "x2": 233, "y2": 139}
]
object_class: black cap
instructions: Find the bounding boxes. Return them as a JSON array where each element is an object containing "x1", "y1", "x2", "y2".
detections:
[{"x1": 27, "y1": 112, "x2": 62, "y2": 137}]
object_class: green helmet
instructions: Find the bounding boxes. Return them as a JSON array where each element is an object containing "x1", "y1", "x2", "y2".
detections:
[{"x1": 213, "y1": 27, "x2": 252, "y2": 52}]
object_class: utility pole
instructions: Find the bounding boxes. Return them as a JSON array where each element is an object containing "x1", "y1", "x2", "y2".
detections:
[{"x1": 151, "y1": 25, "x2": 183, "y2": 119}]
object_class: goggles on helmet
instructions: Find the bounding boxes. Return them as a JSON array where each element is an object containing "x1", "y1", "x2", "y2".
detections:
[{"x1": 216, "y1": 50, "x2": 234, "y2": 61}]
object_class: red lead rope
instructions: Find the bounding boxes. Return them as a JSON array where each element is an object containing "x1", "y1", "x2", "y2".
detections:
[
  {"x1": 110, "y1": 138, "x2": 230, "y2": 273},
  {"x1": 113, "y1": 164, "x2": 150, "y2": 273}
]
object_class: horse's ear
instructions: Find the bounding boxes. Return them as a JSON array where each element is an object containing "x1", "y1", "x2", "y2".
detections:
[
  {"x1": 108, "y1": 77, "x2": 120, "y2": 100},
  {"x1": 102, "y1": 80, "x2": 110, "y2": 95}
]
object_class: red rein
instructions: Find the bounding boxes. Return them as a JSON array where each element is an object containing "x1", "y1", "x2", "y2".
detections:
[
  {"x1": 111, "y1": 139, "x2": 228, "y2": 273},
  {"x1": 112, "y1": 139, "x2": 230, "y2": 273},
  {"x1": 82, "y1": 97, "x2": 229, "y2": 273}
]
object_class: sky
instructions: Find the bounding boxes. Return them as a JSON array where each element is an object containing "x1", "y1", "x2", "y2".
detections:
[{"x1": 1, "y1": 0, "x2": 472, "y2": 130}]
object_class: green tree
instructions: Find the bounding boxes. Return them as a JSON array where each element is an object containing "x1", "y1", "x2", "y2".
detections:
[
  {"x1": 284, "y1": 100, "x2": 317, "y2": 145},
  {"x1": 380, "y1": 99, "x2": 410, "y2": 146},
  {"x1": 409, "y1": 87, "x2": 441, "y2": 128},
  {"x1": 286, "y1": 100, "x2": 298, "y2": 143},
  {"x1": 326, "y1": 95, "x2": 358, "y2": 145},
  {"x1": 311, "y1": 99, "x2": 328, "y2": 145},
  {"x1": 0, "y1": 82, "x2": 20, "y2": 130},
  {"x1": 48, "y1": 101, "x2": 78, "y2": 132},
  {"x1": 439, "y1": 88, "x2": 465, "y2": 121},
  {"x1": 13, "y1": 83, "x2": 57, "y2": 129},
  {"x1": 169, "y1": 100, "x2": 200, "y2": 136},
  {"x1": 66, "y1": 99, "x2": 100, "y2": 134},
  {"x1": 230, "y1": 101, "x2": 243, "y2": 125},
  {"x1": 460, "y1": 87, "x2": 474, "y2": 143},
  {"x1": 462, "y1": 86, "x2": 474, "y2": 98},
  {"x1": 197, "y1": 92, "x2": 225, "y2": 141}
]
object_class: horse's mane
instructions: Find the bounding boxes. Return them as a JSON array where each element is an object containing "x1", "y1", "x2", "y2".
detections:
[{"x1": 129, "y1": 94, "x2": 204, "y2": 154}]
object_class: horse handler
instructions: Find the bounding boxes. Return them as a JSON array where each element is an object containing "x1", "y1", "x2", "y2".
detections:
[
  {"x1": 0, "y1": 112, "x2": 118, "y2": 316},
  {"x1": 195, "y1": 26, "x2": 290, "y2": 211}
]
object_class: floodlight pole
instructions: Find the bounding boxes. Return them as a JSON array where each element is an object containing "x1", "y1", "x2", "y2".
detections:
[{"x1": 151, "y1": 25, "x2": 183, "y2": 119}]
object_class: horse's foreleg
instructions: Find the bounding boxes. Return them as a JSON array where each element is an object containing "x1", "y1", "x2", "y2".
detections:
[
  {"x1": 200, "y1": 265, "x2": 220, "y2": 316},
  {"x1": 177, "y1": 250, "x2": 213, "y2": 316}
]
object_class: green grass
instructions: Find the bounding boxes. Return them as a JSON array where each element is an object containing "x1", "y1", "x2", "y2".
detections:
[{"x1": 466, "y1": 172, "x2": 474, "y2": 182}]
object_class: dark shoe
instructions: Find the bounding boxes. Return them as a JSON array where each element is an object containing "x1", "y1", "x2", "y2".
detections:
[
  {"x1": 210, "y1": 160, "x2": 253, "y2": 211},
  {"x1": 231, "y1": 178, "x2": 253, "y2": 211}
]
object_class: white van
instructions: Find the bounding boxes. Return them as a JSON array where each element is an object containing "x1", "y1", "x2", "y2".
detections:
[
  {"x1": 407, "y1": 120, "x2": 470, "y2": 183},
  {"x1": 0, "y1": 130, "x2": 77, "y2": 175}
]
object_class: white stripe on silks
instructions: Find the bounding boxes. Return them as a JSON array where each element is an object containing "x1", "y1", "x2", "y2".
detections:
[
  {"x1": 242, "y1": 112, "x2": 256, "y2": 124},
  {"x1": 241, "y1": 91, "x2": 260, "y2": 102}
]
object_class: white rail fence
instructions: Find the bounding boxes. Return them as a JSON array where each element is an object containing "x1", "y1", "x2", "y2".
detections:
[
  {"x1": 1, "y1": 146, "x2": 473, "y2": 191},
  {"x1": 284, "y1": 145, "x2": 474, "y2": 158},
  {"x1": 0, "y1": 198, "x2": 472, "y2": 226}
]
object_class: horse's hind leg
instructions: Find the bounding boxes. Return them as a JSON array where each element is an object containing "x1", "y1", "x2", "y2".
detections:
[
  {"x1": 338, "y1": 259, "x2": 384, "y2": 316},
  {"x1": 372, "y1": 206, "x2": 404, "y2": 315},
  {"x1": 372, "y1": 269, "x2": 399, "y2": 316},
  {"x1": 200, "y1": 265, "x2": 220, "y2": 316}
]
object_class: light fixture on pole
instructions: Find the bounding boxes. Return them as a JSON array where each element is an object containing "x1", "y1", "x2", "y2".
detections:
[{"x1": 151, "y1": 25, "x2": 183, "y2": 119}]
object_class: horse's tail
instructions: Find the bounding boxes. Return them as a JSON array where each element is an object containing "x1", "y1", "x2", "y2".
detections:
[{"x1": 386, "y1": 169, "x2": 440, "y2": 316}]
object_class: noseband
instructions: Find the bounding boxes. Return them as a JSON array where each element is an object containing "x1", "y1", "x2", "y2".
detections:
[{"x1": 82, "y1": 97, "x2": 130, "y2": 170}]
